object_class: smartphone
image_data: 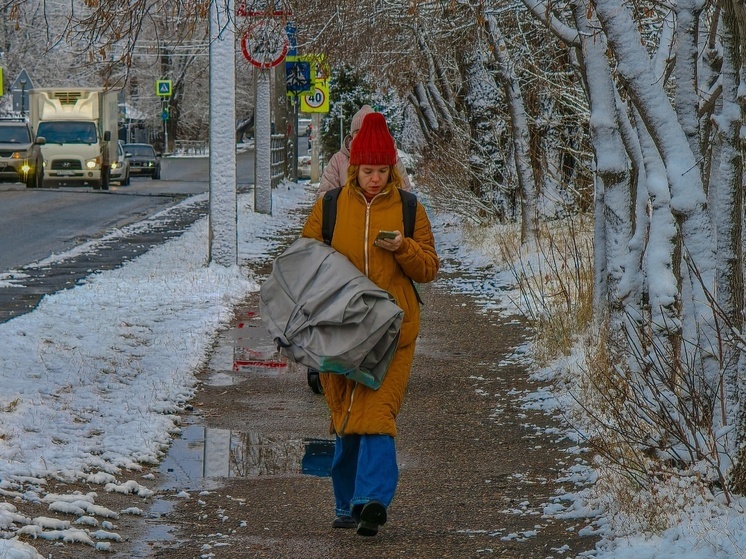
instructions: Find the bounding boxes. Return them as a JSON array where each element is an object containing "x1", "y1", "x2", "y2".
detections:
[{"x1": 376, "y1": 230, "x2": 397, "y2": 240}]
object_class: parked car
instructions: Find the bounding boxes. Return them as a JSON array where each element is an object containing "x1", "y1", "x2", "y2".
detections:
[
  {"x1": 109, "y1": 141, "x2": 130, "y2": 185},
  {"x1": 298, "y1": 155, "x2": 311, "y2": 179},
  {"x1": 123, "y1": 143, "x2": 161, "y2": 179},
  {"x1": 0, "y1": 118, "x2": 46, "y2": 188}
]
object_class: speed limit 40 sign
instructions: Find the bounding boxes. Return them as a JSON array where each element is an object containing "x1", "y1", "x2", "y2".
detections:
[{"x1": 300, "y1": 80, "x2": 329, "y2": 113}]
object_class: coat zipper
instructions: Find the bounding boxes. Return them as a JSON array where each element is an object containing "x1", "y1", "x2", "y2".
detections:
[
  {"x1": 358, "y1": 187, "x2": 387, "y2": 278},
  {"x1": 340, "y1": 187, "x2": 389, "y2": 435},
  {"x1": 364, "y1": 202, "x2": 372, "y2": 276}
]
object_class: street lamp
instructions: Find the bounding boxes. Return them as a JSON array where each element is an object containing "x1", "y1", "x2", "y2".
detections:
[{"x1": 20, "y1": 78, "x2": 26, "y2": 118}]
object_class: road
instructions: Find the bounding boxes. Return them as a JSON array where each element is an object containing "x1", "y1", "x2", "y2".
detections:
[
  {"x1": 0, "y1": 149, "x2": 258, "y2": 323},
  {"x1": 0, "y1": 151, "x2": 255, "y2": 274}
]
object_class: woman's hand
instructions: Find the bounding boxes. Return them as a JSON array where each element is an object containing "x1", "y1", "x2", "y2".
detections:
[{"x1": 374, "y1": 231, "x2": 403, "y2": 252}]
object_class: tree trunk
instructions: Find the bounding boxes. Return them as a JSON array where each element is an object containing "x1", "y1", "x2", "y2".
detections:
[
  {"x1": 593, "y1": 0, "x2": 718, "y2": 399},
  {"x1": 484, "y1": 14, "x2": 538, "y2": 244},
  {"x1": 716, "y1": 0, "x2": 745, "y2": 488},
  {"x1": 572, "y1": 1, "x2": 632, "y2": 336}
]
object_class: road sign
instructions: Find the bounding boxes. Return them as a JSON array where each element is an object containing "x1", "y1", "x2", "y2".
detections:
[
  {"x1": 161, "y1": 108, "x2": 169, "y2": 120},
  {"x1": 156, "y1": 80, "x2": 172, "y2": 97},
  {"x1": 286, "y1": 60, "x2": 312, "y2": 94},
  {"x1": 11, "y1": 69, "x2": 33, "y2": 92},
  {"x1": 301, "y1": 81, "x2": 329, "y2": 113},
  {"x1": 241, "y1": 19, "x2": 288, "y2": 68},
  {"x1": 11, "y1": 69, "x2": 33, "y2": 113},
  {"x1": 236, "y1": 0, "x2": 291, "y2": 17},
  {"x1": 286, "y1": 21, "x2": 297, "y2": 58}
]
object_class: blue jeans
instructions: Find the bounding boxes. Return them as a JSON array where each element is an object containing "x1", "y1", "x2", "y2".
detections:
[{"x1": 331, "y1": 434, "x2": 398, "y2": 518}]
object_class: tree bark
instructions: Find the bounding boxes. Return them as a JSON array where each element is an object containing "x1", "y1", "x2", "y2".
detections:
[
  {"x1": 572, "y1": 1, "x2": 632, "y2": 335},
  {"x1": 485, "y1": 14, "x2": 538, "y2": 244}
]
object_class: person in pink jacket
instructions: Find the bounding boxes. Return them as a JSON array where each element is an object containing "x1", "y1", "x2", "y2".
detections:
[{"x1": 317, "y1": 105, "x2": 411, "y2": 198}]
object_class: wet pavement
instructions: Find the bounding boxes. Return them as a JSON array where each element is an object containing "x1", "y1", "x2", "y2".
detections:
[{"x1": 126, "y1": 259, "x2": 599, "y2": 558}]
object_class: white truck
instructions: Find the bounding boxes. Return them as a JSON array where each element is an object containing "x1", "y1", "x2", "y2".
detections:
[{"x1": 29, "y1": 88, "x2": 118, "y2": 190}]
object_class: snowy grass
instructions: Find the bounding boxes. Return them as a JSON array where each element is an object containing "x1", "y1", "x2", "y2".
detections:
[
  {"x1": 452, "y1": 210, "x2": 746, "y2": 559},
  {"x1": 482, "y1": 214, "x2": 595, "y2": 366}
]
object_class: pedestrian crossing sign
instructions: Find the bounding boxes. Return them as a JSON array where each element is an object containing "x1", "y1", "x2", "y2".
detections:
[{"x1": 156, "y1": 80, "x2": 172, "y2": 97}]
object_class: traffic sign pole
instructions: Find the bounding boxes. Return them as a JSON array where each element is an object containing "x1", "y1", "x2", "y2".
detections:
[
  {"x1": 311, "y1": 112, "x2": 321, "y2": 182},
  {"x1": 238, "y1": 9, "x2": 290, "y2": 213}
]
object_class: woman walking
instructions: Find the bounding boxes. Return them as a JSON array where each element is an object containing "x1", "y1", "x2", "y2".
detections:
[{"x1": 301, "y1": 112, "x2": 439, "y2": 536}]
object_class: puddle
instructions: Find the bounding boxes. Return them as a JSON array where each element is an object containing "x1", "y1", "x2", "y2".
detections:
[
  {"x1": 159, "y1": 425, "x2": 334, "y2": 490},
  {"x1": 136, "y1": 308, "x2": 326, "y2": 556},
  {"x1": 232, "y1": 310, "x2": 287, "y2": 371},
  {"x1": 205, "y1": 310, "x2": 288, "y2": 386},
  {"x1": 129, "y1": 499, "x2": 179, "y2": 558},
  {"x1": 301, "y1": 438, "x2": 335, "y2": 477}
]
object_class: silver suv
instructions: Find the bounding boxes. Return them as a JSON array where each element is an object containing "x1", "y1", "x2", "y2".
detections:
[{"x1": 0, "y1": 118, "x2": 46, "y2": 188}]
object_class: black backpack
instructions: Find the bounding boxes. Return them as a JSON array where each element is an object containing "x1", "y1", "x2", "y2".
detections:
[{"x1": 321, "y1": 187, "x2": 422, "y2": 305}]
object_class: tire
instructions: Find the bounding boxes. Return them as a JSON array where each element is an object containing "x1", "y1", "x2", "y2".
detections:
[
  {"x1": 25, "y1": 170, "x2": 37, "y2": 189},
  {"x1": 307, "y1": 369, "x2": 324, "y2": 395},
  {"x1": 153, "y1": 166, "x2": 161, "y2": 180},
  {"x1": 122, "y1": 170, "x2": 130, "y2": 186},
  {"x1": 25, "y1": 160, "x2": 43, "y2": 189}
]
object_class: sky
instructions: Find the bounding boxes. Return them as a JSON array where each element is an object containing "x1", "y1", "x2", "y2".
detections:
[{"x1": 1, "y1": 180, "x2": 746, "y2": 558}]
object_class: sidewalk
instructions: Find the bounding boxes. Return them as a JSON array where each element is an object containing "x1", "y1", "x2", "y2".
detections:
[{"x1": 138, "y1": 258, "x2": 597, "y2": 557}]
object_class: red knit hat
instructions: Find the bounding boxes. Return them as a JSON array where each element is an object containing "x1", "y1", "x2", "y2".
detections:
[{"x1": 349, "y1": 113, "x2": 397, "y2": 166}]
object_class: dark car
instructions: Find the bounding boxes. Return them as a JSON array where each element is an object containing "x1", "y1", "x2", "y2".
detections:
[
  {"x1": 0, "y1": 118, "x2": 46, "y2": 188},
  {"x1": 123, "y1": 143, "x2": 161, "y2": 179}
]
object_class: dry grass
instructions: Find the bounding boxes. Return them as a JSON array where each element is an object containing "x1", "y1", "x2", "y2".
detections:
[
  {"x1": 462, "y1": 209, "x2": 732, "y2": 534},
  {"x1": 496, "y1": 214, "x2": 594, "y2": 366}
]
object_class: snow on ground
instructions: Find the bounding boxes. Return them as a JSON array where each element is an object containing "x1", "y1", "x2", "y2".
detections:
[
  {"x1": 428, "y1": 209, "x2": 746, "y2": 559},
  {"x1": 1, "y1": 180, "x2": 745, "y2": 557}
]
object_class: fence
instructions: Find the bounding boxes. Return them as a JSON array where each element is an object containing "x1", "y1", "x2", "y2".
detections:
[
  {"x1": 270, "y1": 134, "x2": 285, "y2": 188},
  {"x1": 172, "y1": 140, "x2": 208, "y2": 156}
]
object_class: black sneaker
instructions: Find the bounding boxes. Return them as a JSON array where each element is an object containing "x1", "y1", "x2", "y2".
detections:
[
  {"x1": 356, "y1": 500, "x2": 387, "y2": 537},
  {"x1": 332, "y1": 516, "x2": 357, "y2": 529}
]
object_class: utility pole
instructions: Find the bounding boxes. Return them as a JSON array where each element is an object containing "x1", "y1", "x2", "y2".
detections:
[{"x1": 207, "y1": 0, "x2": 237, "y2": 266}]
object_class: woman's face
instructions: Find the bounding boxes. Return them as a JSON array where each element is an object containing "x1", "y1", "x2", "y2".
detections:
[{"x1": 358, "y1": 165, "x2": 390, "y2": 198}]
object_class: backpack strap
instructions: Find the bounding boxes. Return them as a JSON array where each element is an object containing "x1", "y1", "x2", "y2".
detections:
[
  {"x1": 321, "y1": 187, "x2": 342, "y2": 245},
  {"x1": 398, "y1": 190, "x2": 424, "y2": 306},
  {"x1": 399, "y1": 189, "x2": 417, "y2": 238}
]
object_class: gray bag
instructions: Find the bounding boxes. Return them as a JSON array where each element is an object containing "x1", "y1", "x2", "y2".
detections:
[{"x1": 259, "y1": 238, "x2": 403, "y2": 390}]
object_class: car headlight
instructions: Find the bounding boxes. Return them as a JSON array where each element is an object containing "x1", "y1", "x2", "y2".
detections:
[
  {"x1": 11, "y1": 151, "x2": 29, "y2": 159},
  {"x1": 85, "y1": 158, "x2": 99, "y2": 169},
  {"x1": 111, "y1": 162, "x2": 119, "y2": 170},
  {"x1": 21, "y1": 163, "x2": 30, "y2": 173}
]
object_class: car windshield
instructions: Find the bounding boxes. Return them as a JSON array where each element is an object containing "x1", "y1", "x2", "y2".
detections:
[
  {"x1": 0, "y1": 125, "x2": 31, "y2": 144},
  {"x1": 37, "y1": 121, "x2": 97, "y2": 144},
  {"x1": 125, "y1": 145, "x2": 156, "y2": 157}
]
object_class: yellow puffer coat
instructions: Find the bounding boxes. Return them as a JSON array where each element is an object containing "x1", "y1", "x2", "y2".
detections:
[{"x1": 301, "y1": 184, "x2": 439, "y2": 437}]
